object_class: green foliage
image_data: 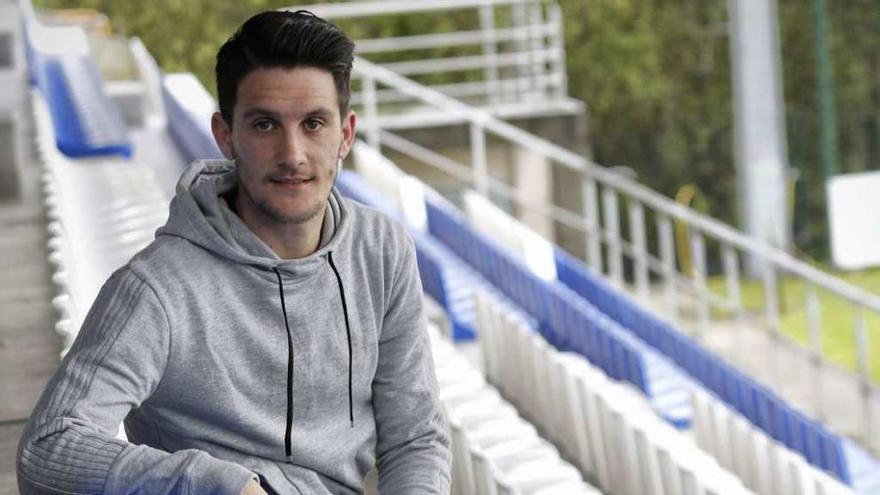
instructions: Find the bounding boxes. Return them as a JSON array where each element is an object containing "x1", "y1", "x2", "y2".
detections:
[{"x1": 560, "y1": 0, "x2": 735, "y2": 226}]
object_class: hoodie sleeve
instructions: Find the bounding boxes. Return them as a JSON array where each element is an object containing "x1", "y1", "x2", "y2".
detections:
[
  {"x1": 17, "y1": 267, "x2": 256, "y2": 495},
  {"x1": 373, "y1": 235, "x2": 452, "y2": 494}
]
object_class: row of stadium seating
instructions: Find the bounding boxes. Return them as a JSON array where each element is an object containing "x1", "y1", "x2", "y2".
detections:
[
  {"x1": 430, "y1": 322, "x2": 601, "y2": 494},
  {"x1": 23, "y1": 17, "x2": 131, "y2": 158},
  {"x1": 342, "y1": 134, "x2": 878, "y2": 492},
  {"x1": 691, "y1": 387, "x2": 853, "y2": 494},
  {"x1": 475, "y1": 289, "x2": 755, "y2": 494}
]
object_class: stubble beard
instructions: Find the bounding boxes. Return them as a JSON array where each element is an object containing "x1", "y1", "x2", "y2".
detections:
[{"x1": 233, "y1": 157, "x2": 338, "y2": 226}]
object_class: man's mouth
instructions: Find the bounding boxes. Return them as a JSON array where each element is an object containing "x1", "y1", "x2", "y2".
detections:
[{"x1": 270, "y1": 176, "x2": 312, "y2": 186}]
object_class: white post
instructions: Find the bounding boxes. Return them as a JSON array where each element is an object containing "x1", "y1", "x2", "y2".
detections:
[
  {"x1": 581, "y1": 174, "x2": 602, "y2": 272},
  {"x1": 478, "y1": 4, "x2": 500, "y2": 105},
  {"x1": 628, "y1": 201, "x2": 649, "y2": 299},
  {"x1": 728, "y1": 0, "x2": 791, "y2": 273},
  {"x1": 362, "y1": 75, "x2": 380, "y2": 149},
  {"x1": 691, "y1": 230, "x2": 710, "y2": 339},
  {"x1": 805, "y1": 284, "x2": 824, "y2": 421},
  {"x1": 602, "y1": 186, "x2": 623, "y2": 286},
  {"x1": 514, "y1": 146, "x2": 553, "y2": 239},
  {"x1": 658, "y1": 214, "x2": 678, "y2": 323},
  {"x1": 722, "y1": 245, "x2": 743, "y2": 356},
  {"x1": 470, "y1": 122, "x2": 488, "y2": 196}
]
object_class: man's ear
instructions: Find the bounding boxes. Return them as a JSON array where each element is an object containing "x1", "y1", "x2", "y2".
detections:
[
  {"x1": 211, "y1": 112, "x2": 235, "y2": 160},
  {"x1": 337, "y1": 110, "x2": 358, "y2": 160}
]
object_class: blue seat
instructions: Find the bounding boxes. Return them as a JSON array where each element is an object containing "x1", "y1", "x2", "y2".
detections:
[
  {"x1": 31, "y1": 53, "x2": 132, "y2": 158},
  {"x1": 162, "y1": 76, "x2": 223, "y2": 163}
]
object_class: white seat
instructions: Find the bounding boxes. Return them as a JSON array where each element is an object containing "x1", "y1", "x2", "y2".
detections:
[
  {"x1": 472, "y1": 436, "x2": 559, "y2": 495},
  {"x1": 495, "y1": 458, "x2": 583, "y2": 495},
  {"x1": 690, "y1": 389, "x2": 855, "y2": 495}
]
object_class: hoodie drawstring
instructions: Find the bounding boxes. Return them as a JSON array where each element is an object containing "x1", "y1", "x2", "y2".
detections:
[
  {"x1": 327, "y1": 252, "x2": 355, "y2": 427},
  {"x1": 272, "y1": 254, "x2": 355, "y2": 449},
  {"x1": 272, "y1": 267, "x2": 295, "y2": 459}
]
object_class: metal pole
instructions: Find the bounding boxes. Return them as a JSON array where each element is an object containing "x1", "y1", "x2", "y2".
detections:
[
  {"x1": 812, "y1": 0, "x2": 839, "y2": 182},
  {"x1": 853, "y1": 307, "x2": 874, "y2": 449},
  {"x1": 470, "y1": 122, "x2": 489, "y2": 196},
  {"x1": 479, "y1": 4, "x2": 500, "y2": 105},
  {"x1": 728, "y1": 0, "x2": 791, "y2": 270},
  {"x1": 602, "y1": 186, "x2": 623, "y2": 286},
  {"x1": 362, "y1": 75, "x2": 380, "y2": 149},
  {"x1": 805, "y1": 284, "x2": 824, "y2": 421},
  {"x1": 581, "y1": 174, "x2": 602, "y2": 272},
  {"x1": 691, "y1": 230, "x2": 710, "y2": 340},
  {"x1": 628, "y1": 201, "x2": 649, "y2": 299},
  {"x1": 658, "y1": 214, "x2": 678, "y2": 323},
  {"x1": 722, "y1": 244, "x2": 743, "y2": 357}
]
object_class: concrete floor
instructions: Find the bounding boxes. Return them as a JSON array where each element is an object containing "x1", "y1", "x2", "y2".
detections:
[{"x1": 0, "y1": 112, "x2": 61, "y2": 494}]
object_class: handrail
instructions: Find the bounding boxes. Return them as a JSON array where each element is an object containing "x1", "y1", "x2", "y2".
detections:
[
  {"x1": 353, "y1": 55, "x2": 880, "y2": 313},
  {"x1": 285, "y1": 0, "x2": 535, "y2": 19},
  {"x1": 355, "y1": 24, "x2": 556, "y2": 54},
  {"x1": 353, "y1": 53, "x2": 879, "y2": 452},
  {"x1": 294, "y1": 0, "x2": 570, "y2": 117}
]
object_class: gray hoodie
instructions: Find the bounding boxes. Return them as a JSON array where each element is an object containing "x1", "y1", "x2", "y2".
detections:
[{"x1": 18, "y1": 160, "x2": 451, "y2": 494}]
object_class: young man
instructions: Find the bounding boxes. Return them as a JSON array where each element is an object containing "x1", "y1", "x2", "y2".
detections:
[{"x1": 18, "y1": 10, "x2": 450, "y2": 495}]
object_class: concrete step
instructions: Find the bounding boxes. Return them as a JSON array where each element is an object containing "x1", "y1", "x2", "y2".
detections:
[
  {"x1": 0, "y1": 420, "x2": 25, "y2": 495},
  {"x1": 0, "y1": 328, "x2": 60, "y2": 422}
]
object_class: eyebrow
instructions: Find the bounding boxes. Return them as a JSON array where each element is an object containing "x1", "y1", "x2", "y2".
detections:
[{"x1": 241, "y1": 107, "x2": 336, "y2": 121}]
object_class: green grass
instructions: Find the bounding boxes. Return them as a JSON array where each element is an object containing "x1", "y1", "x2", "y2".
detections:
[{"x1": 706, "y1": 267, "x2": 880, "y2": 383}]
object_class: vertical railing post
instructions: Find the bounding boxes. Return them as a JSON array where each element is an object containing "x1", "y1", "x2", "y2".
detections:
[
  {"x1": 691, "y1": 230, "x2": 709, "y2": 339},
  {"x1": 602, "y1": 185, "x2": 623, "y2": 286},
  {"x1": 658, "y1": 214, "x2": 678, "y2": 323},
  {"x1": 762, "y1": 264, "x2": 782, "y2": 387},
  {"x1": 470, "y1": 121, "x2": 489, "y2": 197},
  {"x1": 527, "y1": 0, "x2": 546, "y2": 97},
  {"x1": 478, "y1": 4, "x2": 500, "y2": 105},
  {"x1": 362, "y1": 75, "x2": 380, "y2": 149},
  {"x1": 853, "y1": 306, "x2": 874, "y2": 451},
  {"x1": 511, "y1": 2, "x2": 529, "y2": 101},
  {"x1": 722, "y1": 244, "x2": 743, "y2": 356},
  {"x1": 805, "y1": 284, "x2": 824, "y2": 421},
  {"x1": 581, "y1": 173, "x2": 602, "y2": 273},
  {"x1": 547, "y1": 2, "x2": 567, "y2": 99},
  {"x1": 628, "y1": 200, "x2": 649, "y2": 299}
]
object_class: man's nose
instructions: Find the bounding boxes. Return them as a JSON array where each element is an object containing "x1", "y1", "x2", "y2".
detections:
[{"x1": 279, "y1": 130, "x2": 306, "y2": 165}]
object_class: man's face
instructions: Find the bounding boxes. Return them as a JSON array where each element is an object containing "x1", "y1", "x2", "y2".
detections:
[{"x1": 212, "y1": 66, "x2": 356, "y2": 227}]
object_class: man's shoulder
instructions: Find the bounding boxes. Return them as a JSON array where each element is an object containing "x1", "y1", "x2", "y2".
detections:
[
  {"x1": 123, "y1": 235, "x2": 206, "y2": 285},
  {"x1": 343, "y1": 196, "x2": 412, "y2": 248}
]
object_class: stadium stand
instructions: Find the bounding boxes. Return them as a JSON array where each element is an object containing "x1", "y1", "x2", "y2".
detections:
[{"x1": 14, "y1": 0, "x2": 880, "y2": 492}]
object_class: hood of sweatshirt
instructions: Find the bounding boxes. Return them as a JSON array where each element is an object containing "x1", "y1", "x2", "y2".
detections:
[{"x1": 156, "y1": 159, "x2": 349, "y2": 277}]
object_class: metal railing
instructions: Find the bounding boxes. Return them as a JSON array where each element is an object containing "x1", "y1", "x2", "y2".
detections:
[
  {"x1": 286, "y1": 0, "x2": 577, "y2": 127},
  {"x1": 349, "y1": 53, "x2": 880, "y2": 452}
]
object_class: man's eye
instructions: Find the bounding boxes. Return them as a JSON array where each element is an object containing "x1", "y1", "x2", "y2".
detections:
[
  {"x1": 305, "y1": 119, "x2": 324, "y2": 131},
  {"x1": 253, "y1": 120, "x2": 275, "y2": 131}
]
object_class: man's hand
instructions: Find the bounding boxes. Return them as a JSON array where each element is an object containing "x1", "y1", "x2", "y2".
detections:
[{"x1": 240, "y1": 479, "x2": 268, "y2": 495}]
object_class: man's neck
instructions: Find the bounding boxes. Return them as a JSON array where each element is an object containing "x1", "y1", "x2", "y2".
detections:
[{"x1": 231, "y1": 194, "x2": 325, "y2": 260}]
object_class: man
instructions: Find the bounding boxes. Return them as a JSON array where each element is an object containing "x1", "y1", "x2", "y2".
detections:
[{"x1": 18, "y1": 10, "x2": 451, "y2": 495}]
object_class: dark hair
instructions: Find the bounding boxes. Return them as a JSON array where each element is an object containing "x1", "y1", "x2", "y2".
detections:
[{"x1": 215, "y1": 10, "x2": 355, "y2": 124}]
